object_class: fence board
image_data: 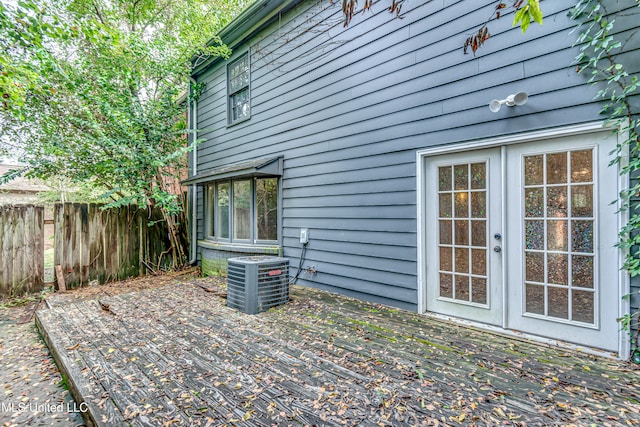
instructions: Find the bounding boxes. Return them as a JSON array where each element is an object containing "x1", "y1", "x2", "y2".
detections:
[
  {"x1": 80, "y1": 203, "x2": 90, "y2": 286},
  {"x1": 23, "y1": 206, "x2": 35, "y2": 294},
  {"x1": 12, "y1": 209, "x2": 24, "y2": 293},
  {"x1": 34, "y1": 206, "x2": 44, "y2": 286},
  {"x1": 131, "y1": 209, "x2": 140, "y2": 278},
  {"x1": 53, "y1": 204, "x2": 64, "y2": 289},
  {"x1": 107, "y1": 208, "x2": 119, "y2": 283},
  {"x1": 0, "y1": 207, "x2": 8, "y2": 296},
  {"x1": 74, "y1": 203, "x2": 83, "y2": 286},
  {"x1": 117, "y1": 206, "x2": 126, "y2": 281},
  {"x1": 50, "y1": 203, "x2": 175, "y2": 290},
  {"x1": 88, "y1": 204, "x2": 106, "y2": 284},
  {"x1": 62, "y1": 204, "x2": 73, "y2": 289},
  {"x1": 0, "y1": 205, "x2": 45, "y2": 298}
]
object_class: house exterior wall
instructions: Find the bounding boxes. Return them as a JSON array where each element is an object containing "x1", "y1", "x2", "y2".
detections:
[{"x1": 192, "y1": 0, "x2": 639, "y2": 315}]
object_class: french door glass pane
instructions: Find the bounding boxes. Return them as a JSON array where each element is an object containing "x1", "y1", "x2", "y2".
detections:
[
  {"x1": 455, "y1": 275, "x2": 470, "y2": 300},
  {"x1": 571, "y1": 185, "x2": 593, "y2": 217},
  {"x1": 439, "y1": 194, "x2": 452, "y2": 217},
  {"x1": 440, "y1": 247, "x2": 452, "y2": 271},
  {"x1": 256, "y1": 178, "x2": 278, "y2": 241},
  {"x1": 471, "y1": 221, "x2": 486, "y2": 246},
  {"x1": 440, "y1": 273, "x2": 453, "y2": 298},
  {"x1": 524, "y1": 155, "x2": 543, "y2": 185},
  {"x1": 525, "y1": 188, "x2": 544, "y2": 217},
  {"x1": 439, "y1": 220, "x2": 452, "y2": 244},
  {"x1": 570, "y1": 150, "x2": 593, "y2": 182},
  {"x1": 470, "y1": 163, "x2": 486, "y2": 189},
  {"x1": 525, "y1": 284, "x2": 545, "y2": 314},
  {"x1": 454, "y1": 220, "x2": 469, "y2": 245},
  {"x1": 438, "y1": 163, "x2": 488, "y2": 304},
  {"x1": 216, "y1": 182, "x2": 230, "y2": 239},
  {"x1": 233, "y1": 180, "x2": 250, "y2": 240},
  {"x1": 572, "y1": 255, "x2": 594, "y2": 288},
  {"x1": 454, "y1": 192, "x2": 469, "y2": 217},
  {"x1": 547, "y1": 186, "x2": 568, "y2": 217},
  {"x1": 546, "y1": 152, "x2": 567, "y2": 184},
  {"x1": 525, "y1": 252, "x2": 544, "y2": 282},
  {"x1": 572, "y1": 290, "x2": 595, "y2": 323},
  {"x1": 471, "y1": 278, "x2": 487, "y2": 304},
  {"x1": 523, "y1": 149, "x2": 595, "y2": 324},
  {"x1": 439, "y1": 167, "x2": 452, "y2": 190}
]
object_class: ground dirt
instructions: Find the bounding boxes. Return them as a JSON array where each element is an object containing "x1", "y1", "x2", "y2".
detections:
[
  {"x1": 0, "y1": 305, "x2": 84, "y2": 427},
  {"x1": 44, "y1": 268, "x2": 201, "y2": 308}
]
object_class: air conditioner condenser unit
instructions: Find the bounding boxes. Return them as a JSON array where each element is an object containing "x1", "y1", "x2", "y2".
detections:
[{"x1": 226, "y1": 256, "x2": 290, "y2": 314}]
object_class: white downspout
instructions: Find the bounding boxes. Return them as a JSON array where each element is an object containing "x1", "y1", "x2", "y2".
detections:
[{"x1": 188, "y1": 77, "x2": 198, "y2": 264}]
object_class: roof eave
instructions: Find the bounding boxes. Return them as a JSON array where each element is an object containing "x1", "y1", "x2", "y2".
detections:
[
  {"x1": 181, "y1": 156, "x2": 283, "y2": 185},
  {"x1": 191, "y1": 0, "x2": 304, "y2": 77}
]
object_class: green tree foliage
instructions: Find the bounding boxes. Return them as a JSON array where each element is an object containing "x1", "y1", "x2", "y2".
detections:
[
  {"x1": 0, "y1": 0, "x2": 249, "y2": 267},
  {"x1": 0, "y1": 1, "x2": 74, "y2": 114}
]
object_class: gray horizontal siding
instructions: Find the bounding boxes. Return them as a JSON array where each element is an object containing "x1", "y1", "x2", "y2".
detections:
[
  {"x1": 285, "y1": 246, "x2": 416, "y2": 296},
  {"x1": 282, "y1": 228, "x2": 414, "y2": 247},
  {"x1": 197, "y1": 1, "x2": 573, "y2": 135},
  {"x1": 282, "y1": 191, "x2": 416, "y2": 208},
  {"x1": 284, "y1": 177, "x2": 415, "y2": 198},
  {"x1": 284, "y1": 217, "x2": 417, "y2": 233},
  {"x1": 284, "y1": 237, "x2": 415, "y2": 263},
  {"x1": 284, "y1": 164, "x2": 415, "y2": 188},
  {"x1": 194, "y1": 0, "x2": 636, "y2": 310}
]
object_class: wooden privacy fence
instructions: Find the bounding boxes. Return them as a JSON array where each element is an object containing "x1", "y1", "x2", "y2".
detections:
[
  {"x1": 0, "y1": 205, "x2": 45, "y2": 297},
  {"x1": 54, "y1": 203, "x2": 172, "y2": 290},
  {"x1": 0, "y1": 203, "x2": 173, "y2": 298}
]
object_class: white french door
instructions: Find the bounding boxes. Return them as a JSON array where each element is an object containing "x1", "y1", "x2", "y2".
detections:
[
  {"x1": 505, "y1": 133, "x2": 620, "y2": 351},
  {"x1": 422, "y1": 128, "x2": 622, "y2": 352},
  {"x1": 425, "y1": 148, "x2": 504, "y2": 326}
]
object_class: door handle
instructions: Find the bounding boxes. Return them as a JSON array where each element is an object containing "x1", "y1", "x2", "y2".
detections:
[{"x1": 493, "y1": 246, "x2": 502, "y2": 253}]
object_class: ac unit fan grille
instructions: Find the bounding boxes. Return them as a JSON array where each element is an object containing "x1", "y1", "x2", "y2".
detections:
[
  {"x1": 257, "y1": 263, "x2": 289, "y2": 312},
  {"x1": 226, "y1": 256, "x2": 290, "y2": 314}
]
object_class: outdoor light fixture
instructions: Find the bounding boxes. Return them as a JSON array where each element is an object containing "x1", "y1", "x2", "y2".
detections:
[{"x1": 489, "y1": 92, "x2": 528, "y2": 113}]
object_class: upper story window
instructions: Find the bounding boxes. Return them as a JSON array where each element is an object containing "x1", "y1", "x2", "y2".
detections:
[{"x1": 227, "y1": 53, "x2": 250, "y2": 125}]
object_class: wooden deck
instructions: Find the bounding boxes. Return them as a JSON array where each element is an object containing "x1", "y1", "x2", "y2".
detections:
[{"x1": 36, "y1": 279, "x2": 640, "y2": 426}]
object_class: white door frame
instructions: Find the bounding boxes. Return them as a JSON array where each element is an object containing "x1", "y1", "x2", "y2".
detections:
[{"x1": 416, "y1": 121, "x2": 630, "y2": 358}]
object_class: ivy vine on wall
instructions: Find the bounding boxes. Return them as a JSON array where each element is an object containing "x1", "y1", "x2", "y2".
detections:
[{"x1": 570, "y1": 0, "x2": 640, "y2": 360}]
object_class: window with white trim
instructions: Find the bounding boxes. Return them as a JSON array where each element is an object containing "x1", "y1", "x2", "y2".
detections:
[
  {"x1": 206, "y1": 177, "x2": 278, "y2": 243},
  {"x1": 227, "y1": 53, "x2": 250, "y2": 125}
]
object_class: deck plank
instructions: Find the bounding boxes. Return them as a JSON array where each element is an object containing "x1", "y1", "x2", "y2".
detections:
[
  {"x1": 36, "y1": 280, "x2": 640, "y2": 426},
  {"x1": 69, "y1": 301, "x2": 208, "y2": 426},
  {"x1": 35, "y1": 306, "x2": 127, "y2": 427}
]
